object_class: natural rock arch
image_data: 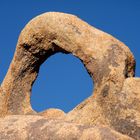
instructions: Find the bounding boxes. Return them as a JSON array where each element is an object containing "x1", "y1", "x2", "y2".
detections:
[
  {"x1": 0, "y1": 12, "x2": 140, "y2": 139},
  {"x1": 31, "y1": 52, "x2": 93, "y2": 113}
]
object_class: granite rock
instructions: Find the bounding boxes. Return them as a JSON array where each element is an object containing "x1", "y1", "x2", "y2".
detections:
[
  {"x1": 0, "y1": 12, "x2": 139, "y2": 139},
  {"x1": 0, "y1": 115, "x2": 134, "y2": 140},
  {"x1": 39, "y1": 108, "x2": 66, "y2": 119}
]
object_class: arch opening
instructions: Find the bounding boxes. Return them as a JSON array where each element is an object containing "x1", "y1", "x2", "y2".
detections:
[{"x1": 31, "y1": 52, "x2": 94, "y2": 113}]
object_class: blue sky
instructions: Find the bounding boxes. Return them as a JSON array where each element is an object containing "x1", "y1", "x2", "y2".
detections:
[{"x1": 0, "y1": 0, "x2": 140, "y2": 113}]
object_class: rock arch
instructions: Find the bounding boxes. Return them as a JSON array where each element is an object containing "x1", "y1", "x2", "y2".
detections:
[{"x1": 0, "y1": 12, "x2": 140, "y2": 139}]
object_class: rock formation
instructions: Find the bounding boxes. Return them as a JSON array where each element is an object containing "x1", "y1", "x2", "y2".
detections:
[
  {"x1": 0, "y1": 115, "x2": 133, "y2": 140},
  {"x1": 0, "y1": 12, "x2": 139, "y2": 140},
  {"x1": 39, "y1": 108, "x2": 66, "y2": 119}
]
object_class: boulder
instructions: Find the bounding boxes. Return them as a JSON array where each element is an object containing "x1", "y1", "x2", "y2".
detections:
[{"x1": 39, "y1": 108, "x2": 65, "y2": 119}]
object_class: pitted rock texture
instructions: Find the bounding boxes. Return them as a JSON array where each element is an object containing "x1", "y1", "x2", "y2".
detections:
[
  {"x1": 0, "y1": 12, "x2": 140, "y2": 139},
  {"x1": 0, "y1": 115, "x2": 134, "y2": 140}
]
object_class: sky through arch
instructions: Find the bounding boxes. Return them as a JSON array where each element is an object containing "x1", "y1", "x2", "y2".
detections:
[{"x1": 31, "y1": 53, "x2": 93, "y2": 112}]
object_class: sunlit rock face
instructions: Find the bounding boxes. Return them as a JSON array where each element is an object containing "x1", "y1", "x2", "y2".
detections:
[
  {"x1": 0, "y1": 12, "x2": 139, "y2": 140},
  {"x1": 0, "y1": 115, "x2": 134, "y2": 140}
]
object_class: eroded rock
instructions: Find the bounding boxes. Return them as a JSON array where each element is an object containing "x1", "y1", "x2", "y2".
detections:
[
  {"x1": 0, "y1": 12, "x2": 139, "y2": 139},
  {"x1": 0, "y1": 115, "x2": 134, "y2": 140},
  {"x1": 39, "y1": 108, "x2": 66, "y2": 119}
]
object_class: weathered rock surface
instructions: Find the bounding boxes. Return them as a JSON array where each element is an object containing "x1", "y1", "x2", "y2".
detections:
[
  {"x1": 0, "y1": 115, "x2": 134, "y2": 140},
  {"x1": 0, "y1": 12, "x2": 140, "y2": 139},
  {"x1": 39, "y1": 108, "x2": 66, "y2": 119}
]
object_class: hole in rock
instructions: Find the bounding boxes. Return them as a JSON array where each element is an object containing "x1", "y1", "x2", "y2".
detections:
[{"x1": 31, "y1": 53, "x2": 93, "y2": 113}]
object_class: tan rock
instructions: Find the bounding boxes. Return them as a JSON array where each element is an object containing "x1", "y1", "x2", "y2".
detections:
[
  {"x1": 65, "y1": 78, "x2": 140, "y2": 139},
  {"x1": 39, "y1": 108, "x2": 65, "y2": 119},
  {"x1": 0, "y1": 12, "x2": 139, "y2": 139},
  {"x1": 0, "y1": 115, "x2": 134, "y2": 140},
  {"x1": 0, "y1": 12, "x2": 135, "y2": 116}
]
